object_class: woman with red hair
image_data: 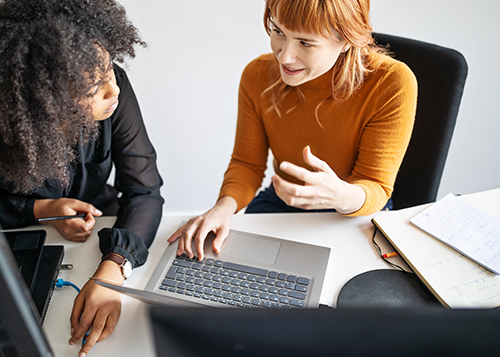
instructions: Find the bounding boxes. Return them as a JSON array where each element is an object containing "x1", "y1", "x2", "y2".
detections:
[{"x1": 169, "y1": 0, "x2": 417, "y2": 260}]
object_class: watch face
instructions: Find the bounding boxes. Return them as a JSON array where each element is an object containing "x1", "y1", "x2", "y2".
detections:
[{"x1": 123, "y1": 260, "x2": 133, "y2": 279}]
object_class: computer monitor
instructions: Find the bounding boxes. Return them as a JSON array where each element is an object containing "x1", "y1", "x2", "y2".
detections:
[
  {"x1": 0, "y1": 228, "x2": 54, "y2": 357},
  {"x1": 149, "y1": 306, "x2": 500, "y2": 356}
]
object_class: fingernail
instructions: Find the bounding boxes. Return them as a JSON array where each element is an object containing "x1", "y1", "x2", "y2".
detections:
[
  {"x1": 69, "y1": 340, "x2": 75, "y2": 346},
  {"x1": 80, "y1": 353, "x2": 87, "y2": 357},
  {"x1": 281, "y1": 162, "x2": 288, "y2": 170}
]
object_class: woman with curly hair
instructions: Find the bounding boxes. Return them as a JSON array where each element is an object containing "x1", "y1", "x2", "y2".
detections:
[
  {"x1": 168, "y1": 0, "x2": 417, "y2": 261},
  {"x1": 0, "y1": 0, "x2": 163, "y2": 355}
]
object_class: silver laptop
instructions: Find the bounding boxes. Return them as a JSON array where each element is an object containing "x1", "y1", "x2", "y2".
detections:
[{"x1": 98, "y1": 229, "x2": 330, "y2": 309}]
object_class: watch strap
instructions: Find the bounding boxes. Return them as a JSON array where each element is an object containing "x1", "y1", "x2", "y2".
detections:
[{"x1": 101, "y1": 253, "x2": 127, "y2": 266}]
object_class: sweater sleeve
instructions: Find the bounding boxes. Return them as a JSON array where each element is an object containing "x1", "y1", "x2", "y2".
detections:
[{"x1": 344, "y1": 60, "x2": 417, "y2": 216}]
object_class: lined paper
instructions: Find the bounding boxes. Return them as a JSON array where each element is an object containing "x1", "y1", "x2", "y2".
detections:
[{"x1": 410, "y1": 193, "x2": 500, "y2": 275}]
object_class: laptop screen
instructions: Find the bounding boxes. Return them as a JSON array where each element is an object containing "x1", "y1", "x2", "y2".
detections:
[
  {"x1": 149, "y1": 306, "x2": 500, "y2": 356},
  {"x1": 0, "y1": 228, "x2": 54, "y2": 357}
]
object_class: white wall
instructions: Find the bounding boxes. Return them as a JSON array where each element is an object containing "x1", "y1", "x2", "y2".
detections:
[{"x1": 117, "y1": 0, "x2": 500, "y2": 215}]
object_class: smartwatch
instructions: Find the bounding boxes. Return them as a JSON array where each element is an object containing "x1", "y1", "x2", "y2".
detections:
[{"x1": 101, "y1": 253, "x2": 133, "y2": 279}]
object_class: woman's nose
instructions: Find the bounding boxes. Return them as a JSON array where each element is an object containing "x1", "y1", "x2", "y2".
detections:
[{"x1": 103, "y1": 78, "x2": 120, "y2": 99}]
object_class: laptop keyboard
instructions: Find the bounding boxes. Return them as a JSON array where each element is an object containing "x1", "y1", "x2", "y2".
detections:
[{"x1": 158, "y1": 254, "x2": 310, "y2": 308}]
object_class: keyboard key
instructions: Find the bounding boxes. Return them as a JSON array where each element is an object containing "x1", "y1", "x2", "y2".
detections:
[
  {"x1": 290, "y1": 299, "x2": 304, "y2": 308},
  {"x1": 288, "y1": 291, "x2": 306, "y2": 300},
  {"x1": 247, "y1": 275, "x2": 257, "y2": 282},
  {"x1": 186, "y1": 269, "x2": 195, "y2": 276},
  {"x1": 214, "y1": 260, "x2": 224, "y2": 268},
  {"x1": 270, "y1": 295, "x2": 280, "y2": 302},
  {"x1": 241, "y1": 289, "x2": 251, "y2": 296},
  {"x1": 185, "y1": 277, "x2": 195, "y2": 284},
  {"x1": 211, "y1": 297, "x2": 219, "y2": 302},
  {"x1": 280, "y1": 296, "x2": 290, "y2": 304},
  {"x1": 203, "y1": 281, "x2": 214, "y2": 288},
  {"x1": 268, "y1": 271, "x2": 278, "y2": 279},
  {"x1": 228, "y1": 301, "x2": 236, "y2": 306},
  {"x1": 222, "y1": 284, "x2": 232, "y2": 291},
  {"x1": 165, "y1": 266, "x2": 177, "y2": 279},
  {"x1": 266, "y1": 279, "x2": 276, "y2": 286},
  {"x1": 260, "y1": 292, "x2": 270, "y2": 300},
  {"x1": 250, "y1": 283, "x2": 259, "y2": 290},
  {"x1": 229, "y1": 271, "x2": 239, "y2": 278},
  {"x1": 276, "y1": 281, "x2": 285, "y2": 288},
  {"x1": 233, "y1": 294, "x2": 243, "y2": 302},
  {"x1": 195, "y1": 271, "x2": 204, "y2": 278},
  {"x1": 278, "y1": 289, "x2": 288, "y2": 296},
  {"x1": 297, "y1": 277, "x2": 310, "y2": 286},
  {"x1": 269, "y1": 287, "x2": 279, "y2": 294},
  {"x1": 223, "y1": 262, "x2": 269, "y2": 277},
  {"x1": 192, "y1": 263, "x2": 202, "y2": 270},
  {"x1": 211, "y1": 267, "x2": 221, "y2": 274},
  {"x1": 202, "y1": 266, "x2": 211, "y2": 272},
  {"x1": 213, "y1": 282, "x2": 222, "y2": 290},
  {"x1": 262, "y1": 301, "x2": 272, "y2": 308},
  {"x1": 250, "y1": 291, "x2": 260, "y2": 298},
  {"x1": 222, "y1": 277, "x2": 231, "y2": 284},
  {"x1": 278, "y1": 273, "x2": 287, "y2": 281},
  {"x1": 238, "y1": 273, "x2": 248, "y2": 280},
  {"x1": 202, "y1": 295, "x2": 210, "y2": 300},
  {"x1": 205, "y1": 259, "x2": 215, "y2": 266},
  {"x1": 224, "y1": 292, "x2": 234, "y2": 300},
  {"x1": 186, "y1": 284, "x2": 196, "y2": 291},
  {"x1": 231, "y1": 286, "x2": 242, "y2": 294},
  {"x1": 194, "y1": 278, "x2": 204, "y2": 285},
  {"x1": 212, "y1": 275, "x2": 222, "y2": 282},
  {"x1": 287, "y1": 275, "x2": 297, "y2": 283},
  {"x1": 285, "y1": 282, "x2": 295, "y2": 290},
  {"x1": 173, "y1": 260, "x2": 191, "y2": 268},
  {"x1": 195, "y1": 286, "x2": 204, "y2": 294},
  {"x1": 259, "y1": 285, "x2": 269, "y2": 292},
  {"x1": 252, "y1": 299, "x2": 262, "y2": 307},
  {"x1": 243, "y1": 296, "x2": 252, "y2": 304},
  {"x1": 214, "y1": 290, "x2": 224, "y2": 298},
  {"x1": 295, "y1": 285, "x2": 308, "y2": 293},
  {"x1": 161, "y1": 279, "x2": 177, "y2": 288},
  {"x1": 240, "y1": 281, "x2": 250, "y2": 288},
  {"x1": 205, "y1": 288, "x2": 214, "y2": 296},
  {"x1": 231, "y1": 279, "x2": 241, "y2": 286}
]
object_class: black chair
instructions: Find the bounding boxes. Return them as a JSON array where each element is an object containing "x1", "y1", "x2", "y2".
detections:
[{"x1": 372, "y1": 33, "x2": 468, "y2": 210}]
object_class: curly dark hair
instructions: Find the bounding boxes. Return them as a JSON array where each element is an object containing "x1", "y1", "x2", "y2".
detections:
[{"x1": 0, "y1": 0, "x2": 145, "y2": 194}]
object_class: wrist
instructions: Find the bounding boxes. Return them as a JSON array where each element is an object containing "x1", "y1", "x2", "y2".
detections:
[
  {"x1": 216, "y1": 196, "x2": 238, "y2": 214},
  {"x1": 94, "y1": 260, "x2": 126, "y2": 283}
]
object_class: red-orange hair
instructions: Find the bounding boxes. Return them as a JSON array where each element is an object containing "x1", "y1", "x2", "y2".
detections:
[{"x1": 263, "y1": 0, "x2": 386, "y2": 119}]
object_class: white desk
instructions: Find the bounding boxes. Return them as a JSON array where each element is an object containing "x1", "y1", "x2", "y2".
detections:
[{"x1": 35, "y1": 211, "x2": 405, "y2": 356}]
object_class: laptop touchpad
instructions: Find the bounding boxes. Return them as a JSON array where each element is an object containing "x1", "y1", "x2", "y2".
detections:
[{"x1": 225, "y1": 233, "x2": 281, "y2": 265}]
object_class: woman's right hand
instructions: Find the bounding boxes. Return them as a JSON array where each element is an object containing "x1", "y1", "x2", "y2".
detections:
[
  {"x1": 167, "y1": 196, "x2": 237, "y2": 261},
  {"x1": 33, "y1": 198, "x2": 102, "y2": 242}
]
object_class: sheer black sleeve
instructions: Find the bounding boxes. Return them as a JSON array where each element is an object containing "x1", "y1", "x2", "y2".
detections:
[{"x1": 97, "y1": 65, "x2": 164, "y2": 268}]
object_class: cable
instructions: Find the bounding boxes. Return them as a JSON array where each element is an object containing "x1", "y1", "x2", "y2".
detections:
[
  {"x1": 54, "y1": 279, "x2": 90, "y2": 347},
  {"x1": 55, "y1": 278, "x2": 81, "y2": 293}
]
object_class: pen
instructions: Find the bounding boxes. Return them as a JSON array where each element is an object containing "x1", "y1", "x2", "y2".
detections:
[
  {"x1": 37, "y1": 213, "x2": 86, "y2": 222},
  {"x1": 382, "y1": 252, "x2": 399, "y2": 259}
]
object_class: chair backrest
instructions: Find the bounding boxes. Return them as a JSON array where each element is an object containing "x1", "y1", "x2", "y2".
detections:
[{"x1": 372, "y1": 33, "x2": 468, "y2": 210}]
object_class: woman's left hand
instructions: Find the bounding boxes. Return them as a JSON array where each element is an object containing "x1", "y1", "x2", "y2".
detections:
[
  {"x1": 69, "y1": 261, "x2": 124, "y2": 357},
  {"x1": 272, "y1": 146, "x2": 365, "y2": 214}
]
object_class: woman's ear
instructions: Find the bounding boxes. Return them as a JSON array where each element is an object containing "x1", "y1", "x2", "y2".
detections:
[{"x1": 342, "y1": 43, "x2": 351, "y2": 53}]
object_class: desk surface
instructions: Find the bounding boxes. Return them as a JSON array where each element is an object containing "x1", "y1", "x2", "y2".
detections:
[{"x1": 35, "y1": 211, "x2": 403, "y2": 356}]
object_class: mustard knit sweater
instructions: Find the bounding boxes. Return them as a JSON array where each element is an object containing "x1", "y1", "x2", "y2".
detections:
[{"x1": 219, "y1": 53, "x2": 417, "y2": 216}]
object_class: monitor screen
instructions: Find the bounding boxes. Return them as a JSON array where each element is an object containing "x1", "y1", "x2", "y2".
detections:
[
  {"x1": 149, "y1": 306, "x2": 500, "y2": 356},
  {"x1": 0, "y1": 228, "x2": 54, "y2": 357}
]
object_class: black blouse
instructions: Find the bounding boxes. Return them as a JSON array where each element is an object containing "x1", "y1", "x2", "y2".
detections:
[{"x1": 0, "y1": 65, "x2": 164, "y2": 268}]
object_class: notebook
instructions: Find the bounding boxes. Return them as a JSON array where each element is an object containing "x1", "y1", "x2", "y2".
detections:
[
  {"x1": 3, "y1": 229, "x2": 64, "y2": 323},
  {"x1": 371, "y1": 188, "x2": 500, "y2": 308},
  {"x1": 98, "y1": 229, "x2": 331, "y2": 309}
]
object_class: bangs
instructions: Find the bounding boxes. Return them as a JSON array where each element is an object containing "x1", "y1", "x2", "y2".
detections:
[{"x1": 265, "y1": 0, "x2": 339, "y2": 39}]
